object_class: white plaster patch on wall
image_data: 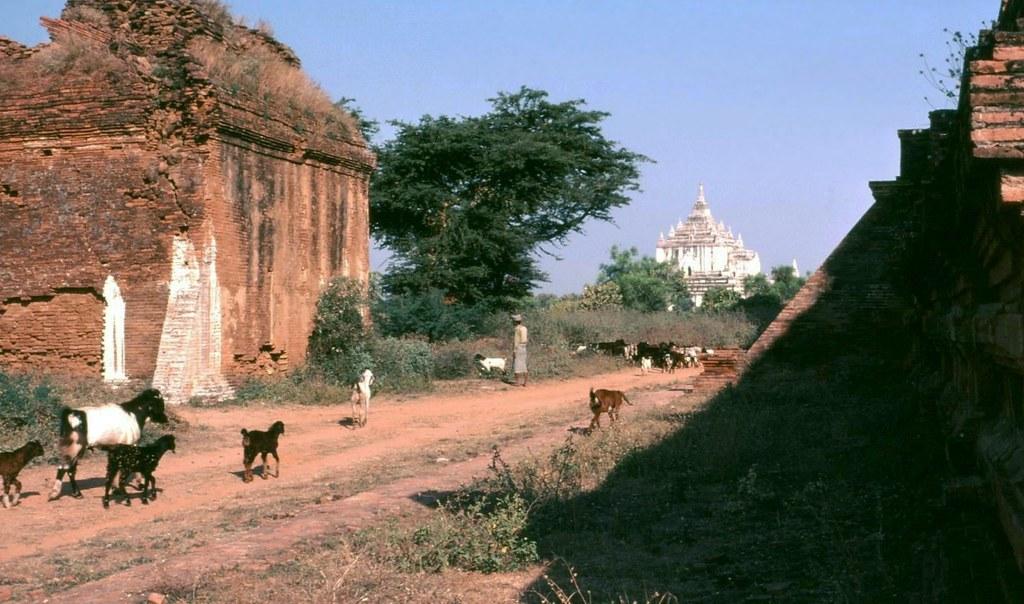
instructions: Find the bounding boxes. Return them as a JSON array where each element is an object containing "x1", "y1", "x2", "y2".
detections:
[
  {"x1": 193, "y1": 230, "x2": 233, "y2": 401},
  {"x1": 102, "y1": 275, "x2": 127, "y2": 383},
  {"x1": 152, "y1": 227, "x2": 233, "y2": 404}
]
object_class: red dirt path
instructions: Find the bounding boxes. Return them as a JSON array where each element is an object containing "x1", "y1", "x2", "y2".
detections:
[{"x1": 0, "y1": 367, "x2": 699, "y2": 603}]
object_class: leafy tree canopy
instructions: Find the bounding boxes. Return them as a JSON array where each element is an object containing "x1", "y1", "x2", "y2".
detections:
[
  {"x1": 769, "y1": 265, "x2": 804, "y2": 301},
  {"x1": 334, "y1": 97, "x2": 379, "y2": 144},
  {"x1": 740, "y1": 266, "x2": 806, "y2": 307},
  {"x1": 701, "y1": 286, "x2": 742, "y2": 313},
  {"x1": 596, "y1": 246, "x2": 690, "y2": 312},
  {"x1": 371, "y1": 87, "x2": 650, "y2": 309}
]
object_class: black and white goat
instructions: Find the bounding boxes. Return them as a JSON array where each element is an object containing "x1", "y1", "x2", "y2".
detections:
[
  {"x1": 49, "y1": 388, "x2": 168, "y2": 501},
  {"x1": 102, "y1": 434, "x2": 176, "y2": 508},
  {"x1": 0, "y1": 440, "x2": 44, "y2": 508}
]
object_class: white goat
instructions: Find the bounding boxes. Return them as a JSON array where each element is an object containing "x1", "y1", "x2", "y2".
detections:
[
  {"x1": 474, "y1": 354, "x2": 507, "y2": 374},
  {"x1": 351, "y1": 369, "x2": 375, "y2": 428},
  {"x1": 683, "y1": 346, "x2": 702, "y2": 368},
  {"x1": 640, "y1": 356, "x2": 653, "y2": 375}
]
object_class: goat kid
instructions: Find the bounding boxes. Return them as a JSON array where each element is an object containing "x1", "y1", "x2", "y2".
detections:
[
  {"x1": 351, "y1": 368, "x2": 374, "y2": 427},
  {"x1": 242, "y1": 421, "x2": 284, "y2": 482},
  {"x1": 588, "y1": 387, "x2": 634, "y2": 430},
  {"x1": 50, "y1": 388, "x2": 167, "y2": 501},
  {"x1": 639, "y1": 356, "x2": 653, "y2": 375},
  {"x1": 102, "y1": 435, "x2": 176, "y2": 508},
  {"x1": 0, "y1": 440, "x2": 44, "y2": 508}
]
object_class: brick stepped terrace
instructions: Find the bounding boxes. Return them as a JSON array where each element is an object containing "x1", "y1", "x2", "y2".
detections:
[{"x1": 689, "y1": 347, "x2": 745, "y2": 393}]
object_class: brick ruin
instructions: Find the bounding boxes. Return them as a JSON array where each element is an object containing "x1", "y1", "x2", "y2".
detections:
[
  {"x1": 744, "y1": 0, "x2": 1024, "y2": 573},
  {"x1": 0, "y1": 0, "x2": 374, "y2": 403}
]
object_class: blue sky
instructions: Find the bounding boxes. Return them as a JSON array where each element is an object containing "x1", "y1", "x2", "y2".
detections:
[{"x1": 2, "y1": 1, "x2": 995, "y2": 294}]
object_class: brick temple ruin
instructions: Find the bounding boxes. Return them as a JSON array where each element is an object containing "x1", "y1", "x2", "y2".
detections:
[
  {"x1": 0, "y1": 0, "x2": 374, "y2": 403},
  {"x1": 742, "y1": 0, "x2": 1024, "y2": 574}
]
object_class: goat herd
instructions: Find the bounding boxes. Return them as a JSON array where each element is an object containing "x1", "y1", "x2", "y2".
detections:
[
  {"x1": 1, "y1": 345, "x2": 700, "y2": 512},
  {"x1": 474, "y1": 340, "x2": 709, "y2": 378},
  {"x1": 0, "y1": 388, "x2": 287, "y2": 510},
  {"x1": 604, "y1": 341, "x2": 708, "y2": 374}
]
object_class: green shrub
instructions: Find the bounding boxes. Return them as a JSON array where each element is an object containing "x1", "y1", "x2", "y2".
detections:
[
  {"x1": 313, "y1": 345, "x2": 375, "y2": 387},
  {"x1": 0, "y1": 373, "x2": 63, "y2": 452},
  {"x1": 231, "y1": 369, "x2": 350, "y2": 406},
  {"x1": 367, "y1": 337, "x2": 434, "y2": 393},
  {"x1": 308, "y1": 277, "x2": 368, "y2": 364},
  {"x1": 431, "y1": 342, "x2": 475, "y2": 380}
]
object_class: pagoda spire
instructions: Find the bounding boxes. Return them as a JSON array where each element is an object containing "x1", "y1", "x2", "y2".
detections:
[{"x1": 690, "y1": 182, "x2": 712, "y2": 220}]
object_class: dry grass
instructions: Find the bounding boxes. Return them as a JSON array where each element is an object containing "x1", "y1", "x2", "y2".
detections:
[
  {"x1": 527, "y1": 308, "x2": 757, "y2": 348},
  {"x1": 191, "y1": 0, "x2": 234, "y2": 29},
  {"x1": 0, "y1": 28, "x2": 126, "y2": 86},
  {"x1": 62, "y1": 6, "x2": 110, "y2": 28},
  {"x1": 188, "y1": 38, "x2": 360, "y2": 143}
]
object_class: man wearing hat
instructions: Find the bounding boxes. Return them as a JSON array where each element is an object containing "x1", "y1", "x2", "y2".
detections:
[{"x1": 512, "y1": 314, "x2": 528, "y2": 387}]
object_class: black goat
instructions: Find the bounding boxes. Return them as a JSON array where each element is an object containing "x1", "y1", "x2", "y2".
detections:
[
  {"x1": 102, "y1": 434, "x2": 176, "y2": 508},
  {"x1": 241, "y1": 421, "x2": 284, "y2": 482}
]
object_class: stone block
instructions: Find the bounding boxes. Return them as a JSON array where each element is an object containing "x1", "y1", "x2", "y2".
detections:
[{"x1": 993, "y1": 45, "x2": 1024, "y2": 61}]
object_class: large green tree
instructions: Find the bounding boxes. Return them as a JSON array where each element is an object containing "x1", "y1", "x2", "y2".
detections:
[
  {"x1": 596, "y1": 246, "x2": 690, "y2": 312},
  {"x1": 742, "y1": 266, "x2": 806, "y2": 304},
  {"x1": 371, "y1": 87, "x2": 649, "y2": 308}
]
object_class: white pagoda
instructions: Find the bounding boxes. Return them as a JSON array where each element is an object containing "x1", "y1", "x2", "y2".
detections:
[{"x1": 656, "y1": 184, "x2": 762, "y2": 307}]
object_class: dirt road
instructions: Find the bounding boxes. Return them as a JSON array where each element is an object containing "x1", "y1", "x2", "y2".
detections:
[{"x1": 0, "y1": 367, "x2": 697, "y2": 603}]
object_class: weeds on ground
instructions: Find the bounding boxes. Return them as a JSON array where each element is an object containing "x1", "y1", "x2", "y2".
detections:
[
  {"x1": 355, "y1": 492, "x2": 538, "y2": 573},
  {"x1": 230, "y1": 370, "x2": 349, "y2": 406},
  {"x1": 534, "y1": 559, "x2": 678, "y2": 604},
  {"x1": 351, "y1": 413, "x2": 676, "y2": 579}
]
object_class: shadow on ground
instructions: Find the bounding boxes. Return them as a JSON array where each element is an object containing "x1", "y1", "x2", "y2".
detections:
[{"x1": 520, "y1": 334, "x2": 1022, "y2": 602}]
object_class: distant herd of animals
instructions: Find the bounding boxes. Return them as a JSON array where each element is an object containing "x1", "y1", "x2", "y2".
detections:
[
  {"x1": 474, "y1": 340, "x2": 710, "y2": 377},
  {"x1": 0, "y1": 342, "x2": 706, "y2": 510}
]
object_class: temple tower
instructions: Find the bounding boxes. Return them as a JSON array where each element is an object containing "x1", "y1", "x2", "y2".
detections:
[{"x1": 656, "y1": 184, "x2": 761, "y2": 306}]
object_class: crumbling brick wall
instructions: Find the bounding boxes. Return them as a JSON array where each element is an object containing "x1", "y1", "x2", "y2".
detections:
[
  {"x1": 746, "y1": 0, "x2": 1024, "y2": 571},
  {"x1": 0, "y1": 0, "x2": 374, "y2": 403}
]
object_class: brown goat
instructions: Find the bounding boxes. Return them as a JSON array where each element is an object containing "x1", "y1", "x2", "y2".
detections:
[
  {"x1": 588, "y1": 388, "x2": 634, "y2": 430},
  {"x1": 241, "y1": 421, "x2": 284, "y2": 482},
  {"x1": 0, "y1": 440, "x2": 44, "y2": 508}
]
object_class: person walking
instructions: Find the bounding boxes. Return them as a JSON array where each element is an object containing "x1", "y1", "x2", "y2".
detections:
[{"x1": 512, "y1": 314, "x2": 528, "y2": 387}]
